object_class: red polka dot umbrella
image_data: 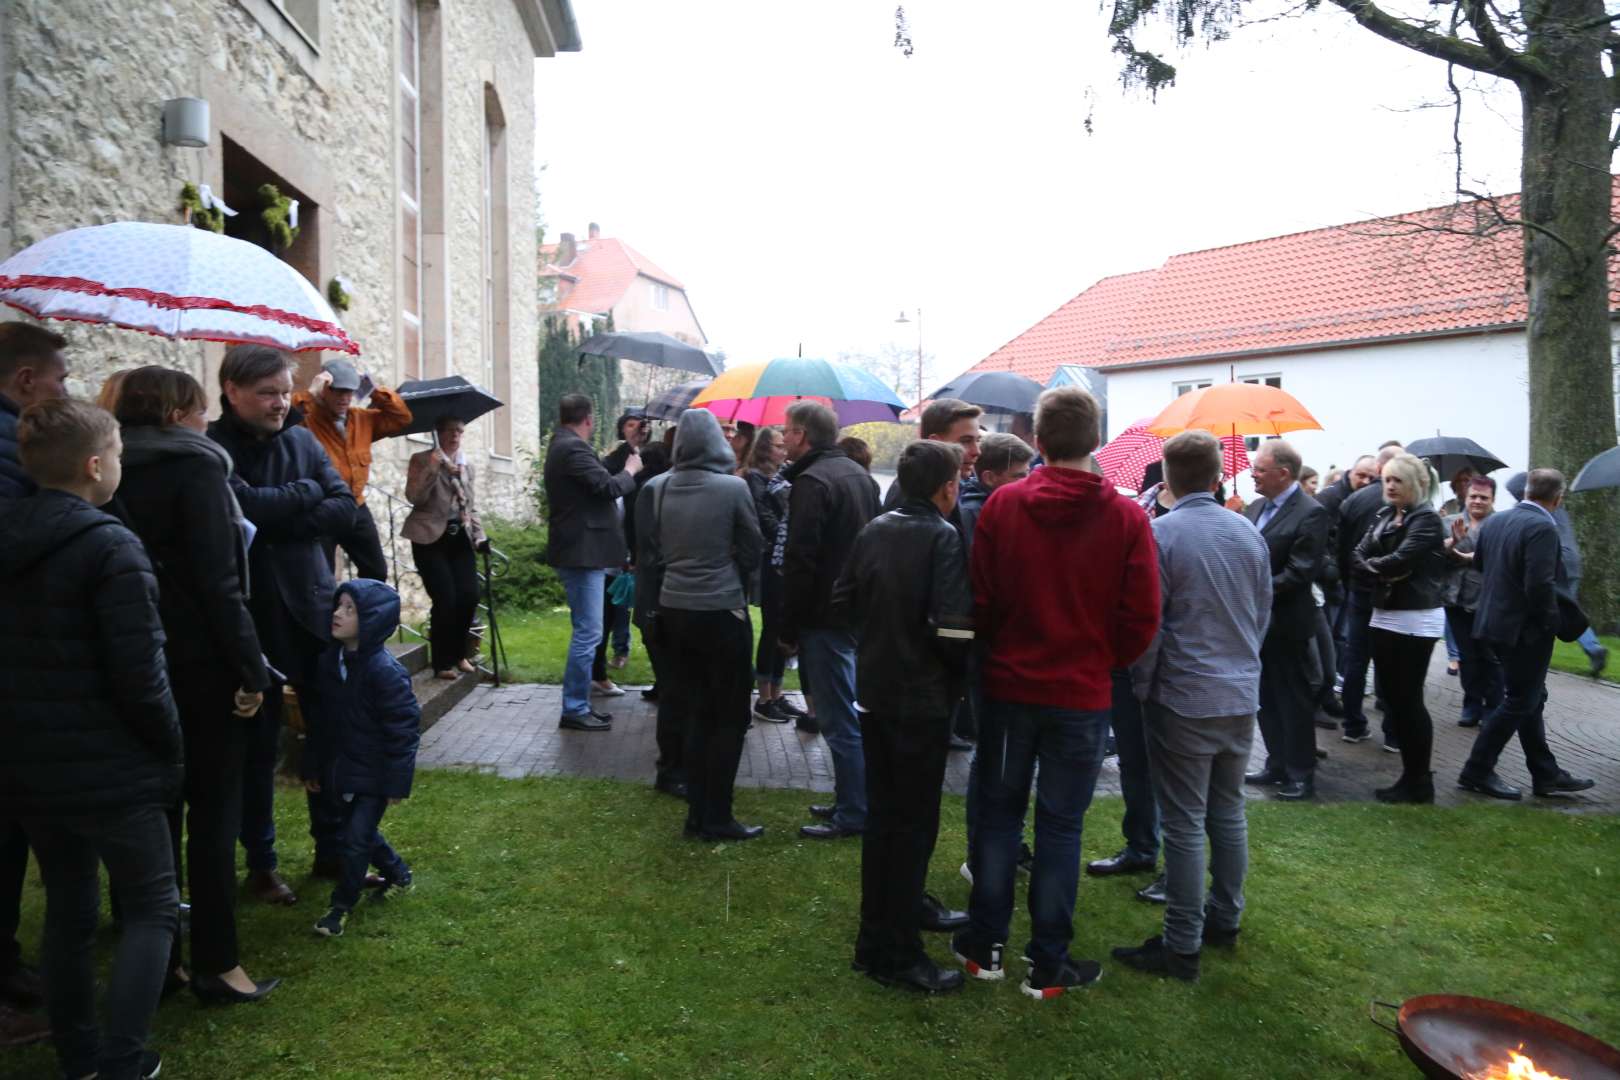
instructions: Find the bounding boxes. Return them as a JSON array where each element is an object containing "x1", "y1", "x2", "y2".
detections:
[
  {"x1": 1095, "y1": 418, "x2": 1251, "y2": 491},
  {"x1": 0, "y1": 222, "x2": 358, "y2": 354}
]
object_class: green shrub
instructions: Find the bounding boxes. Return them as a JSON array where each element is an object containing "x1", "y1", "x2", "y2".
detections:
[{"x1": 483, "y1": 516, "x2": 566, "y2": 611}]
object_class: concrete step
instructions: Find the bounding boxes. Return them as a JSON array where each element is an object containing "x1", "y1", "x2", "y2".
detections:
[
  {"x1": 389, "y1": 640, "x2": 429, "y2": 676},
  {"x1": 414, "y1": 665, "x2": 480, "y2": 733}
]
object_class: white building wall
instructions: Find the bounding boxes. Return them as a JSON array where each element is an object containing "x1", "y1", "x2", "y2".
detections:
[{"x1": 1101, "y1": 330, "x2": 1538, "y2": 506}]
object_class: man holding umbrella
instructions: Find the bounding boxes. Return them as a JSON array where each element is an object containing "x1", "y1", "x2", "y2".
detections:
[{"x1": 293, "y1": 359, "x2": 413, "y2": 581}]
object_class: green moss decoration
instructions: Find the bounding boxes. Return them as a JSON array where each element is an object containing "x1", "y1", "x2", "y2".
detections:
[
  {"x1": 327, "y1": 277, "x2": 351, "y2": 312},
  {"x1": 257, "y1": 183, "x2": 300, "y2": 251},
  {"x1": 179, "y1": 182, "x2": 223, "y2": 233}
]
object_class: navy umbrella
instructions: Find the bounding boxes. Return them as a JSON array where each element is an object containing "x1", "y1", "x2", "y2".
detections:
[
  {"x1": 579, "y1": 331, "x2": 719, "y2": 376},
  {"x1": 644, "y1": 378, "x2": 710, "y2": 421},
  {"x1": 1572, "y1": 445, "x2": 1620, "y2": 492},
  {"x1": 929, "y1": 370, "x2": 1043, "y2": 414},
  {"x1": 1404, "y1": 436, "x2": 1508, "y2": 479},
  {"x1": 392, "y1": 376, "x2": 503, "y2": 437}
]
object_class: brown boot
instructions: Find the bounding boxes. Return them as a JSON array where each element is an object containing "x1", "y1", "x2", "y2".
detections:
[
  {"x1": 0, "y1": 1003, "x2": 50, "y2": 1048},
  {"x1": 246, "y1": 869, "x2": 298, "y2": 906}
]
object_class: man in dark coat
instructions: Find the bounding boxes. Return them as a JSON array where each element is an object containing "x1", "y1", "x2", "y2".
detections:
[
  {"x1": 209, "y1": 345, "x2": 357, "y2": 906},
  {"x1": 543, "y1": 393, "x2": 640, "y2": 731},
  {"x1": 780, "y1": 401, "x2": 882, "y2": 840},
  {"x1": 0, "y1": 398, "x2": 181, "y2": 1080},
  {"x1": 0, "y1": 321, "x2": 71, "y2": 1048},
  {"x1": 832, "y1": 440, "x2": 975, "y2": 994},
  {"x1": 1457, "y1": 469, "x2": 1596, "y2": 800},
  {"x1": 1244, "y1": 440, "x2": 1330, "y2": 801},
  {"x1": 1334, "y1": 444, "x2": 1404, "y2": 742}
]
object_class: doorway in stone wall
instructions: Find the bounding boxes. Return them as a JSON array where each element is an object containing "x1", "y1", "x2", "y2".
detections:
[{"x1": 222, "y1": 135, "x2": 324, "y2": 383}]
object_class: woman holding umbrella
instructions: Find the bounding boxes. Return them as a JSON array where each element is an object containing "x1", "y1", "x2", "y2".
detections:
[{"x1": 403, "y1": 417, "x2": 488, "y2": 680}]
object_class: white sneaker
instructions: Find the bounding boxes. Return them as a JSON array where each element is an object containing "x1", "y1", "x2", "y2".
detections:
[
  {"x1": 959, "y1": 861, "x2": 973, "y2": 885},
  {"x1": 591, "y1": 680, "x2": 625, "y2": 697}
]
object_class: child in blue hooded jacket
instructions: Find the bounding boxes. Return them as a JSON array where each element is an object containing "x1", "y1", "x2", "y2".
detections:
[{"x1": 302, "y1": 579, "x2": 420, "y2": 937}]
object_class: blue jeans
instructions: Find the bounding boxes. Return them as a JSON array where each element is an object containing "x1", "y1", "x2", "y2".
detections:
[
  {"x1": 799, "y1": 627, "x2": 866, "y2": 830},
  {"x1": 557, "y1": 567, "x2": 606, "y2": 717},
  {"x1": 330, "y1": 795, "x2": 408, "y2": 913},
  {"x1": 1111, "y1": 670, "x2": 1160, "y2": 861},
  {"x1": 1339, "y1": 587, "x2": 1382, "y2": 735},
  {"x1": 1443, "y1": 618, "x2": 1461, "y2": 662},
  {"x1": 1577, "y1": 626, "x2": 1604, "y2": 658},
  {"x1": 967, "y1": 698, "x2": 1108, "y2": 969}
]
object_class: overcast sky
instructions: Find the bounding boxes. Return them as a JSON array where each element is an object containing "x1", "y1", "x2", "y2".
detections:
[{"x1": 534, "y1": 0, "x2": 1521, "y2": 393}]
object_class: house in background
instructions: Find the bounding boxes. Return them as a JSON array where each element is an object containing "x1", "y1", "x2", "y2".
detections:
[
  {"x1": 540, "y1": 223, "x2": 708, "y2": 401},
  {"x1": 965, "y1": 192, "x2": 1620, "y2": 498}
]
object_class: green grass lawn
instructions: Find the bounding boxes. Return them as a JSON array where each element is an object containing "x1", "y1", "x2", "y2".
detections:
[
  {"x1": 7, "y1": 775, "x2": 1618, "y2": 1079},
  {"x1": 497, "y1": 607, "x2": 800, "y2": 691},
  {"x1": 1550, "y1": 632, "x2": 1618, "y2": 680}
]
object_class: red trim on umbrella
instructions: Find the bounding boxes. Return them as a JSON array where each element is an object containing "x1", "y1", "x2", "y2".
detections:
[{"x1": 0, "y1": 273, "x2": 359, "y2": 354}]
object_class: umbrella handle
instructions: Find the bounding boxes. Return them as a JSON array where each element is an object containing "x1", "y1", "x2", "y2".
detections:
[{"x1": 1368, "y1": 1000, "x2": 1401, "y2": 1038}]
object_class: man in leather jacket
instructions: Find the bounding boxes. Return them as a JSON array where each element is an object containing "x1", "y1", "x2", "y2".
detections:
[
  {"x1": 831, "y1": 440, "x2": 974, "y2": 994},
  {"x1": 209, "y1": 345, "x2": 357, "y2": 906}
]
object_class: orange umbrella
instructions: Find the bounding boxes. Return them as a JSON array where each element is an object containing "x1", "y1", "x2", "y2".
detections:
[{"x1": 1146, "y1": 382, "x2": 1321, "y2": 439}]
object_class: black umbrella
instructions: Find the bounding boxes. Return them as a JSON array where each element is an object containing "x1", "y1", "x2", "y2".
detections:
[
  {"x1": 929, "y1": 370, "x2": 1043, "y2": 414},
  {"x1": 579, "y1": 331, "x2": 719, "y2": 376},
  {"x1": 392, "y1": 376, "x2": 503, "y2": 437},
  {"x1": 1404, "y1": 436, "x2": 1508, "y2": 479},
  {"x1": 644, "y1": 378, "x2": 710, "y2": 421},
  {"x1": 1572, "y1": 445, "x2": 1620, "y2": 492}
]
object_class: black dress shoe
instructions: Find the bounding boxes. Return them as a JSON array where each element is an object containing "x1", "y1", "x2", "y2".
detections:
[
  {"x1": 1274, "y1": 779, "x2": 1314, "y2": 801},
  {"x1": 1457, "y1": 772, "x2": 1522, "y2": 800},
  {"x1": 641, "y1": 686, "x2": 659, "y2": 702},
  {"x1": 1111, "y1": 935, "x2": 1199, "y2": 982},
  {"x1": 1314, "y1": 747, "x2": 1329, "y2": 760},
  {"x1": 1085, "y1": 848, "x2": 1156, "y2": 876},
  {"x1": 807, "y1": 804, "x2": 836, "y2": 821},
  {"x1": 699, "y1": 821, "x2": 764, "y2": 842},
  {"x1": 1135, "y1": 872, "x2": 1167, "y2": 904},
  {"x1": 559, "y1": 712, "x2": 611, "y2": 732},
  {"x1": 1533, "y1": 773, "x2": 1596, "y2": 797},
  {"x1": 1458, "y1": 715, "x2": 1481, "y2": 728},
  {"x1": 682, "y1": 819, "x2": 700, "y2": 838},
  {"x1": 654, "y1": 778, "x2": 688, "y2": 799},
  {"x1": 800, "y1": 822, "x2": 861, "y2": 840},
  {"x1": 191, "y1": 972, "x2": 281, "y2": 1005},
  {"x1": 1313, "y1": 712, "x2": 1338, "y2": 730},
  {"x1": 796, "y1": 715, "x2": 821, "y2": 735},
  {"x1": 589, "y1": 707, "x2": 613, "y2": 721},
  {"x1": 1321, "y1": 695, "x2": 1345, "y2": 719},
  {"x1": 1201, "y1": 918, "x2": 1240, "y2": 948},
  {"x1": 1243, "y1": 769, "x2": 1286, "y2": 786},
  {"x1": 919, "y1": 893, "x2": 968, "y2": 932},
  {"x1": 868, "y1": 957, "x2": 965, "y2": 994}
]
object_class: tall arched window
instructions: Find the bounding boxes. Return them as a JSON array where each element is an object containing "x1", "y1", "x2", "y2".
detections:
[
  {"x1": 483, "y1": 85, "x2": 512, "y2": 458},
  {"x1": 398, "y1": 0, "x2": 423, "y2": 382}
]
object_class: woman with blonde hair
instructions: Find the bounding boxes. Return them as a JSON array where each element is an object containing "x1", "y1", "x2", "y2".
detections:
[{"x1": 1352, "y1": 452, "x2": 1448, "y2": 803}]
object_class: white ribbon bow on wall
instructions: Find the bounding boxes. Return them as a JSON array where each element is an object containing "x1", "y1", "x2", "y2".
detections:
[{"x1": 197, "y1": 184, "x2": 237, "y2": 217}]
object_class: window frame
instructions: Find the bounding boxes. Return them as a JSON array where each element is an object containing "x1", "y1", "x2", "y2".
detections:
[
  {"x1": 1172, "y1": 378, "x2": 1212, "y2": 397},
  {"x1": 398, "y1": 0, "x2": 424, "y2": 385}
]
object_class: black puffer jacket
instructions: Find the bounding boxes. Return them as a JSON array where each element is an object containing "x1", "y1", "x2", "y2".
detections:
[
  {"x1": 0, "y1": 392, "x2": 32, "y2": 500},
  {"x1": 1353, "y1": 503, "x2": 1447, "y2": 611},
  {"x1": 0, "y1": 491, "x2": 183, "y2": 816},
  {"x1": 209, "y1": 404, "x2": 355, "y2": 673},
  {"x1": 831, "y1": 500, "x2": 974, "y2": 717},
  {"x1": 780, "y1": 446, "x2": 881, "y2": 642},
  {"x1": 114, "y1": 427, "x2": 269, "y2": 692}
]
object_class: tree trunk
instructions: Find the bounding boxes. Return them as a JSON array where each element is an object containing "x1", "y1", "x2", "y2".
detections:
[{"x1": 1519, "y1": 0, "x2": 1620, "y2": 630}]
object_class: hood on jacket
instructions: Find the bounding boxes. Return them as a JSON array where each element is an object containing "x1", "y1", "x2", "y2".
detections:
[
  {"x1": 0, "y1": 490, "x2": 120, "y2": 578},
  {"x1": 120, "y1": 424, "x2": 236, "y2": 471},
  {"x1": 1020, "y1": 463, "x2": 1114, "y2": 526},
  {"x1": 336, "y1": 578, "x2": 402, "y2": 653},
  {"x1": 672, "y1": 409, "x2": 735, "y2": 474}
]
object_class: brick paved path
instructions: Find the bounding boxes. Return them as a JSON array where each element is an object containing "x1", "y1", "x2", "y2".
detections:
[{"x1": 420, "y1": 653, "x2": 1620, "y2": 812}]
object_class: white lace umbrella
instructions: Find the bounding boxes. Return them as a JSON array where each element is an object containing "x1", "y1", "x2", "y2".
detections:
[{"x1": 0, "y1": 222, "x2": 358, "y2": 354}]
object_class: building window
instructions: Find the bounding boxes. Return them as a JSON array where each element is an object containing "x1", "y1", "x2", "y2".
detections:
[
  {"x1": 650, "y1": 282, "x2": 671, "y2": 312},
  {"x1": 398, "y1": 0, "x2": 423, "y2": 383},
  {"x1": 1241, "y1": 373, "x2": 1283, "y2": 388},
  {"x1": 277, "y1": 0, "x2": 321, "y2": 42},
  {"x1": 483, "y1": 86, "x2": 512, "y2": 458},
  {"x1": 1173, "y1": 379, "x2": 1212, "y2": 397}
]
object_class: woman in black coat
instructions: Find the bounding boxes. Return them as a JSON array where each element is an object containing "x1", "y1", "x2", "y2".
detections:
[
  {"x1": 114, "y1": 366, "x2": 280, "y2": 1004},
  {"x1": 1353, "y1": 452, "x2": 1449, "y2": 804}
]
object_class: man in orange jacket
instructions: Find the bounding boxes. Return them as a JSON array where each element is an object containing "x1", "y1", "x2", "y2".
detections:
[{"x1": 294, "y1": 359, "x2": 413, "y2": 581}]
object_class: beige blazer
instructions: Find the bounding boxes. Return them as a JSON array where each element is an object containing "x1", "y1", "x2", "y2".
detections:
[{"x1": 401, "y1": 448, "x2": 486, "y2": 546}]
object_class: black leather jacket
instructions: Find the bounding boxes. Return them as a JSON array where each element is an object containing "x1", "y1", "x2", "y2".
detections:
[
  {"x1": 830, "y1": 500, "x2": 974, "y2": 718},
  {"x1": 1353, "y1": 503, "x2": 1447, "y2": 610}
]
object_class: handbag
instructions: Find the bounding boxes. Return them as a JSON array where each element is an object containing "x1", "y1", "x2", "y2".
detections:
[{"x1": 637, "y1": 481, "x2": 669, "y2": 647}]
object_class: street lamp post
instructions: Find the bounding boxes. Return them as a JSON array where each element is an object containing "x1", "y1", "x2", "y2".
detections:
[{"x1": 895, "y1": 307, "x2": 922, "y2": 408}]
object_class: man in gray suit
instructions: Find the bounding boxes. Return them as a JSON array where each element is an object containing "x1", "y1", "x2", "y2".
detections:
[
  {"x1": 1243, "y1": 440, "x2": 1330, "y2": 801},
  {"x1": 544, "y1": 394, "x2": 640, "y2": 731}
]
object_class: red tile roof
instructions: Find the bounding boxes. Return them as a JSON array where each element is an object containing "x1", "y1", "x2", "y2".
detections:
[
  {"x1": 970, "y1": 191, "x2": 1620, "y2": 383},
  {"x1": 540, "y1": 236, "x2": 687, "y2": 315}
]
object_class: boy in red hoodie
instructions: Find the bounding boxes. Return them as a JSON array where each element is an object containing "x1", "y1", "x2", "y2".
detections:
[{"x1": 953, "y1": 386, "x2": 1160, "y2": 1000}]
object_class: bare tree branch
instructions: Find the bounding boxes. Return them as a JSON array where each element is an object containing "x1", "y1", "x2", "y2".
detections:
[
  {"x1": 1461, "y1": 0, "x2": 1528, "y2": 71},
  {"x1": 1458, "y1": 187, "x2": 1581, "y2": 258},
  {"x1": 1574, "y1": 10, "x2": 1620, "y2": 30},
  {"x1": 1448, "y1": 64, "x2": 1466, "y2": 197},
  {"x1": 1327, "y1": 0, "x2": 1544, "y2": 81}
]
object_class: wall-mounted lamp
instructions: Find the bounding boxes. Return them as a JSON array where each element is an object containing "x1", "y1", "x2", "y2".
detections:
[{"x1": 161, "y1": 98, "x2": 210, "y2": 148}]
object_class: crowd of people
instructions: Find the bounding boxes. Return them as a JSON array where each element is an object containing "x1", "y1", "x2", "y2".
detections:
[
  {"x1": 541, "y1": 381, "x2": 1604, "y2": 997},
  {"x1": 0, "y1": 327, "x2": 439, "y2": 1079},
  {"x1": 0, "y1": 316, "x2": 1609, "y2": 1076}
]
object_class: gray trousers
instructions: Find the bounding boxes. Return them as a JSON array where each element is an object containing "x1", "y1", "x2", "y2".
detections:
[{"x1": 1143, "y1": 702, "x2": 1253, "y2": 955}]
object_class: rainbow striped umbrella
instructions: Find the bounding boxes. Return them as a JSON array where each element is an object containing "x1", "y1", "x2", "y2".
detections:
[{"x1": 691, "y1": 357, "x2": 906, "y2": 426}]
